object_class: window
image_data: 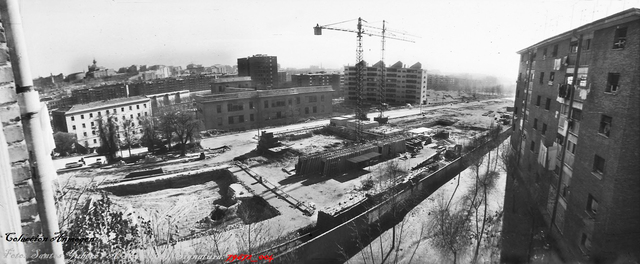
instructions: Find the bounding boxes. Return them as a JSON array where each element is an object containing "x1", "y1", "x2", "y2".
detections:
[
  {"x1": 581, "y1": 233, "x2": 592, "y2": 252},
  {"x1": 217, "y1": 105, "x2": 222, "y2": 113},
  {"x1": 606, "y1": 73, "x2": 620, "y2": 93},
  {"x1": 72, "y1": 125, "x2": 76, "y2": 130},
  {"x1": 228, "y1": 116, "x2": 234, "y2": 124},
  {"x1": 545, "y1": 98, "x2": 551, "y2": 110},
  {"x1": 238, "y1": 115, "x2": 245, "y2": 123},
  {"x1": 549, "y1": 72, "x2": 555, "y2": 85},
  {"x1": 313, "y1": 106, "x2": 317, "y2": 113},
  {"x1": 71, "y1": 116, "x2": 75, "y2": 121},
  {"x1": 97, "y1": 111, "x2": 101, "y2": 116},
  {"x1": 93, "y1": 139, "x2": 97, "y2": 144},
  {"x1": 530, "y1": 140, "x2": 535, "y2": 152},
  {"x1": 570, "y1": 41, "x2": 578, "y2": 53},
  {"x1": 83, "y1": 132, "x2": 87, "y2": 136},
  {"x1": 296, "y1": 97, "x2": 300, "y2": 104},
  {"x1": 250, "y1": 114, "x2": 255, "y2": 121},
  {"x1": 516, "y1": 89, "x2": 520, "y2": 98},
  {"x1": 593, "y1": 155, "x2": 605, "y2": 174},
  {"x1": 144, "y1": 112, "x2": 147, "y2": 116},
  {"x1": 613, "y1": 27, "x2": 627, "y2": 49},
  {"x1": 599, "y1": 115, "x2": 612, "y2": 137},
  {"x1": 143, "y1": 103, "x2": 147, "y2": 108},
  {"x1": 533, "y1": 118, "x2": 538, "y2": 130},
  {"x1": 321, "y1": 95, "x2": 325, "y2": 101},
  {"x1": 514, "y1": 107, "x2": 518, "y2": 115},
  {"x1": 217, "y1": 117, "x2": 222, "y2": 126},
  {"x1": 227, "y1": 103, "x2": 244, "y2": 112},
  {"x1": 89, "y1": 113, "x2": 93, "y2": 118},
  {"x1": 91, "y1": 121, "x2": 94, "y2": 127},
  {"x1": 130, "y1": 114, "x2": 134, "y2": 119},
  {"x1": 81, "y1": 114, "x2": 85, "y2": 119},
  {"x1": 308, "y1": 96, "x2": 317, "y2": 103},
  {"x1": 249, "y1": 102, "x2": 254, "y2": 109},
  {"x1": 129, "y1": 106, "x2": 132, "y2": 110},
  {"x1": 539, "y1": 72, "x2": 545, "y2": 84},
  {"x1": 114, "y1": 108, "x2": 117, "y2": 113},
  {"x1": 587, "y1": 194, "x2": 599, "y2": 215},
  {"x1": 542, "y1": 123, "x2": 547, "y2": 135},
  {"x1": 92, "y1": 131, "x2": 96, "y2": 135},
  {"x1": 542, "y1": 47, "x2": 547, "y2": 59},
  {"x1": 137, "y1": 113, "x2": 141, "y2": 117},
  {"x1": 82, "y1": 123, "x2": 86, "y2": 128},
  {"x1": 567, "y1": 140, "x2": 577, "y2": 154},
  {"x1": 536, "y1": 95, "x2": 541, "y2": 106},
  {"x1": 121, "y1": 107, "x2": 125, "y2": 112},
  {"x1": 552, "y1": 44, "x2": 558, "y2": 57},
  {"x1": 137, "y1": 105, "x2": 140, "y2": 109},
  {"x1": 264, "y1": 100, "x2": 269, "y2": 108},
  {"x1": 106, "y1": 110, "x2": 110, "y2": 114},
  {"x1": 584, "y1": 39, "x2": 591, "y2": 51},
  {"x1": 305, "y1": 107, "x2": 309, "y2": 114}
]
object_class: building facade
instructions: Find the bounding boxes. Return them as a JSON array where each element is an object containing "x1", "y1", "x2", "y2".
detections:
[
  {"x1": 291, "y1": 72, "x2": 343, "y2": 94},
  {"x1": 344, "y1": 61, "x2": 427, "y2": 106},
  {"x1": 51, "y1": 96, "x2": 152, "y2": 149},
  {"x1": 506, "y1": 8, "x2": 640, "y2": 263},
  {"x1": 195, "y1": 86, "x2": 333, "y2": 131},
  {"x1": 146, "y1": 90, "x2": 192, "y2": 115},
  {"x1": 237, "y1": 54, "x2": 278, "y2": 89}
]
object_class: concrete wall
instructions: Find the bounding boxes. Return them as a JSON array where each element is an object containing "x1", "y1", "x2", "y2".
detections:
[
  {"x1": 273, "y1": 128, "x2": 511, "y2": 263},
  {"x1": 0, "y1": 19, "x2": 46, "y2": 262}
]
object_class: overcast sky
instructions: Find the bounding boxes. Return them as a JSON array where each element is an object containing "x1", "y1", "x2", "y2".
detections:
[{"x1": 18, "y1": 0, "x2": 640, "y2": 84}]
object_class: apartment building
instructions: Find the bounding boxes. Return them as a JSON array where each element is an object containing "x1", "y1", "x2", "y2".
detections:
[
  {"x1": 344, "y1": 61, "x2": 427, "y2": 106},
  {"x1": 51, "y1": 96, "x2": 152, "y2": 149},
  {"x1": 506, "y1": 8, "x2": 640, "y2": 263},
  {"x1": 237, "y1": 54, "x2": 278, "y2": 89},
  {"x1": 291, "y1": 72, "x2": 342, "y2": 94},
  {"x1": 195, "y1": 86, "x2": 333, "y2": 131}
]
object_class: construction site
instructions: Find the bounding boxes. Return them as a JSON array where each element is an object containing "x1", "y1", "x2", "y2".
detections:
[
  {"x1": 54, "y1": 94, "x2": 514, "y2": 261},
  {"x1": 49, "y1": 18, "x2": 517, "y2": 263}
]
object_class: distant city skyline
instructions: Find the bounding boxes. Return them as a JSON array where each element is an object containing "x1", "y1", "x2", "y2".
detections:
[{"x1": 20, "y1": 0, "x2": 640, "y2": 85}]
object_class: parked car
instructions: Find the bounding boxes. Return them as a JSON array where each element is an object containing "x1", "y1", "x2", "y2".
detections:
[{"x1": 64, "y1": 162, "x2": 83, "y2": 169}]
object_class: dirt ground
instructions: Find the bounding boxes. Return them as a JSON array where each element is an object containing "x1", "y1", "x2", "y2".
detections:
[{"x1": 56, "y1": 97, "x2": 514, "y2": 260}]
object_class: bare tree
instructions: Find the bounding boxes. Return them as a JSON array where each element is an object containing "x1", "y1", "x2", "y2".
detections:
[
  {"x1": 158, "y1": 112, "x2": 176, "y2": 150},
  {"x1": 95, "y1": 114, "x2": 120, "y2": 163},
  {"x1": 429, "y1": 193, "x2": 471, "y2": 264},
  {"x1": 171, "y1": 111, "x2": 200, "y2": 156},
  {"x1": 139, "y1": 116, "x2": 160, "y2": 152},
  {"x1": 121, "y1": 118, "x2": 136, "y2": 157}
]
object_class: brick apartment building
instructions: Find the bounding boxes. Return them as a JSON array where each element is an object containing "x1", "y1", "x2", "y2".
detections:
[
  {"x1": 51, "y1": 96, "x2": 152, "y2": 150},
  {"x1": 505, "y1": 8, "x2": 640, "y2": 263},
  {"x1": 238, "y1": 54, "x2": 278, "y2": 89},
  {"x1": 291, "y1": 72, "x2": 343, "y2": 94},
  {"x1": 344, "y1": 61, "x2": 427, "y2": 106},
  {"x1": 195, "y1": 86, "x2": 333, "y2": 131}
]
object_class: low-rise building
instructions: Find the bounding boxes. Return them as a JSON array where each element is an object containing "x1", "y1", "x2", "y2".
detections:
[
  {"x1": 51, "y1": 96, "x2": 152, "y2": 150},
  {"x1": 195, "y1": 86, "x2": 333, "y2": 131}
]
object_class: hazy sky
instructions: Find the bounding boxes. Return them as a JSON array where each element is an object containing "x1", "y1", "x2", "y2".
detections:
[{"x1": 18, "y1": 0, "x2": 640, "y2": 84}]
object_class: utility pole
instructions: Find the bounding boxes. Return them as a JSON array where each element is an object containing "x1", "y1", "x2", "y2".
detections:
[
  {"x1": 550, "y1": 32, "x2": 583, "y2": 233},
  {"x1": 0, "y1": 0, "x2": 65, "y2": 263}
]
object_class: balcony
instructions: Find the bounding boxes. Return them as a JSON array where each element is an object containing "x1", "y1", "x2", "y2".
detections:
[
  {"x1": 568, "y1": 120, "x2": 580, "y2": 135},
  {"x1": 564, "y1": 150, "x2": 575, "y2": 168}
]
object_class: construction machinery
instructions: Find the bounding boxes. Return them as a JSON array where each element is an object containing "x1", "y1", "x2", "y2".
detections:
[{"x1": 314, "y1": 18, "x2": 414, "y2": 142}]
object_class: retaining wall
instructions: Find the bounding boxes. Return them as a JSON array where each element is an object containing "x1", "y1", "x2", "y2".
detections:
[
  {"x1": 274, "y1": 128, "x2": 512, "y2": 263},
  {"x1": 101, "y1": 168, "x2": 234, "y2": 196}
]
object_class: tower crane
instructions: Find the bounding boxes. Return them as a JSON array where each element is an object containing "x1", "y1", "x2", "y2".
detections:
[{"x1": 314, "y1": 18, "x2": 414, "y2": 142}]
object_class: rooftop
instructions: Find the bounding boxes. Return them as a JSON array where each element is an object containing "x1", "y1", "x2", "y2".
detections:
[
  {"x1": 64, "y1": 96, "x2": 149, "y2": 114},
  {"x1": 517, "y1": 8, "x2": 640, "y2": 54},
  {"x1": 195, "y1": 86, "x2": 334, "y2": 103}
]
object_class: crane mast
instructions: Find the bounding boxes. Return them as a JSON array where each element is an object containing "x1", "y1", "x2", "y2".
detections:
[{"x1": 314, "y1": 18, "x2": 414, "y2": 142}]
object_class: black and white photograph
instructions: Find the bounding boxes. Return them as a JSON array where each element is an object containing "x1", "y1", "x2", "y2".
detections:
[{"x1": 1, "y1": 0, "x2": 639, "y2": 263}]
